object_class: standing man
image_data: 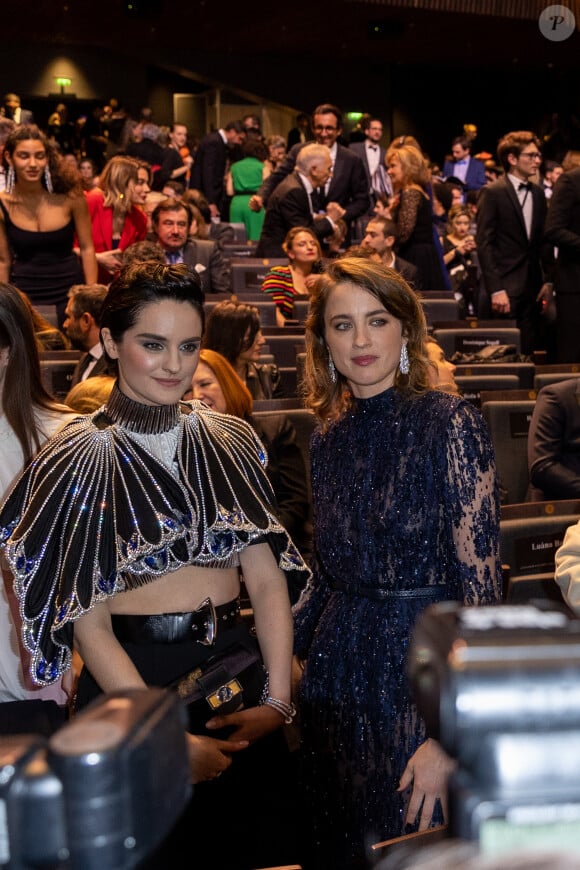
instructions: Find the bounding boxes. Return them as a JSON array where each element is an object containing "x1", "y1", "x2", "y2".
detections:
[
  {"x1": 349, "y1": 117, "x2": 392, "y2": 208},
  {"x1": 255, "y1": 144, "x2": 344, "y2": 257},
  {"x1": 63, "y1": 284, "x2": 109, "y2": 387},
  {"x1": 443, "y1": 135, "x2": 486, "y2": 192},
  {"x1": 152, "y1": 199, "x2": 231, "y2": 294},
  {"x1": 361, "y1": 216, "x2": 419, "y2": 287},
  {"x1": 251, "y1": 104, "x2": 369, "y2": 239},
  {"x1": 1, "y1": 93, "x2": 33, "y2": 125},
  {"x1": 190, "y1": 121, "x2": 246, "y2": 220},
  {"x1": 545, "y1": 165, "x2": 580, "y2": 362},
  {"x1": 476, "y1": 130, "x2": 553, "y2": 355}
]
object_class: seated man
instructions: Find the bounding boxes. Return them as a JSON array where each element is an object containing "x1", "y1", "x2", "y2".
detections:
[
  {"x1": 63, "y1": 283, "x2": 110, "y2": 386},
  {"x1": 528, "y1": 378, "x2": 580, "y2": 500},
  {"x1": 151, "y1": 198, "x2": 231, "y2": 294},
  {"x1": 361, "y1": 216, "x2": 419, "y2": 288}
]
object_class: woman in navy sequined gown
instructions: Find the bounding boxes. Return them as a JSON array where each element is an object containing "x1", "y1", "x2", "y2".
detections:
[{"x1": 294, "y1": 257, "x2": 502, "y2": 869}]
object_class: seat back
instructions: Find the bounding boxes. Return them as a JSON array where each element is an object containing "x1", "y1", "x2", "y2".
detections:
[
  {"x1": 433, "y1": 327, "x2": 521, "y2": 358},
  {"x1": 533, "y1": 372, "x2": 580, "y2": 391},
  {"x1": 252, "y1": 408, "x2": 317, "y2": 491},
  {"x1": 231, "y1": 259, "x2": 288, "y2": 293},
  {"x1": 421, "y1": 297, "x2": 460, "y2": 325},
  {"x1": 455, "y1": 362, "x2": 535, "y2": 389},
  {"x1": 262, "y1": 335, "x2": 305, "y2": 367},
  {"x1": 481, "y1": 399, "x2": 535, "y2": 504},
  {"x1": 456, "y1": 375, "x2": 520, "y2": 408}
]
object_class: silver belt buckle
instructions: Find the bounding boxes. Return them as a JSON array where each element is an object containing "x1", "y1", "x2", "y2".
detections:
[{"x1": 194, "y1": 597, "x2": 217, "y2": 646}]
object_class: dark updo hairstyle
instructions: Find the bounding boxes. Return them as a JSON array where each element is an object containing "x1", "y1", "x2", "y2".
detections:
[
  {"x1": 3, "y1": 124, "x2": 79, "y2": 194},
  {"x1": 202, "y1": 300, "x2": 261, "y2": 366},
  {"x1": 100, "y1": 262, "x2": 205, "y2": 370},
  {"x1": 303, "y1": 257, "x2": 430, "y2": 426}
]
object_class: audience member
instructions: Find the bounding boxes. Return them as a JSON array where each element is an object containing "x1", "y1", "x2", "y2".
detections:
[
  {"x1": 226, "y1": 138, "x2": 269, "y2": 241},
  {"x1": 85, "y1": 154, "x2": 148, "y2": 282},
  {"x1": 167, "y1": 122, "x2": 192, "y2": 185},
  {"x1": 287, "y1": 112, "x2": 311, "y2": 149},
  {"x1": 0, "y1": 283, "x2": 75, "y2": 728},
  {"x1": 151, "y1": 198, "x2": 230, "y2": 294},
  {"x1": 0, "y1": 118, "x2": 15, "y2": 192},
  {"x1": 1, "y1": 93, "x2": 33, "y2": 125},
  {"x1": 0, "y1": 124, "x2": 97, "y2": 323},
  {"x1": 361, "y1": 215, "x2": 419, "y2": 286},
  {"x1": 191, "y1": 349, "x2": 313, "y2": 575},
  {"x1": 162, "y1": 179, "x2": 186, "y2": 199},
  {"x1": 442, "y1": 203, "x2": 478, "y2": 313},
  {"x1": 63, "y1": 283, "x2": 109, "y2": 386},
  {"x1": 203, "y1": 300, "x2": 284, "y2": 400},
  {"x1": 120, "y1": 239, "x2": 165, "y2": 267},
  {"x1": 544, "y1": 164, "x2": 580, "y2": 362},
  {"x1": 349, "y1": 116, "x2": 392, "y2": 209},
  {"x1": 425, "y1": 335, "x2": 459, "y2": 395},
  {"x1": 265, "y1": 135, "x2": 287, "y2": 172},
  {"x1": 542, "y1": 159, "x2": 563, "y2": 200},
  {"x1": 294, "y1": 257, "x2": 501, "y2": 867},
  {"x1": 442, "y1": 134, "x2": 486, "y2": 191},
  {"x1": 476, "y1": 130, "x2": 553, "y2": 354},
  {"x1": 65, "y1": 374, "x2": 115, "y2": 414},
  {"x1": 190, "y1": 120, "x2": 246, "y2": 220},
  {"x1": 528, "y1": 378, "x2": 580, "y2": 500},
  {"x1": 386, "y1": 144, "x2": 448, "y2": 291},
  {"x1": 78, "y1": 157, "x2": 98, "y2": 192},
  {"x1": 255, "y1": 143, "x2": 344, "y2": 257},
  {"x1": 261, "y1": 226, "x2": 323, "y2": 325}
]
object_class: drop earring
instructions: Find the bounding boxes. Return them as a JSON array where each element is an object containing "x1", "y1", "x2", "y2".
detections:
[
  {"x1": 6, "y1": 166, "x2": 15, "y2": 194},
  {"x1": 328, "y1": 354, "x2": 337, "y2": 383},
  {"x1": 399, "y1": 342, "x2": 409, "y2": 375},
  {"x1": 43, "y1": 165, "x2": 53, "y2": 194}
]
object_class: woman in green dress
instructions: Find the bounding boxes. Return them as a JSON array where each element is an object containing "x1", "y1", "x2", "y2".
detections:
[{"x1": 226, "y1": 138, "x2": 270, "y2": 241}]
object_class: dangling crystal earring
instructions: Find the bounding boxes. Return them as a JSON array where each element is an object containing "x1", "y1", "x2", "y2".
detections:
[
  {"x1": 399, "y1": 342, "x2": 410, "y2": 375},
  {"x1": 6, "y1": 166, "x2": 15, "y2": 194},
  {"x1": 328, "y1": 354, "x2": 337, "y2": 383},
  {"x1": 43, "y1": 165, "x2": 53, "y2": 194}
]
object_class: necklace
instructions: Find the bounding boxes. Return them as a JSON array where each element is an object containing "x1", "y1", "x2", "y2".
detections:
[{"x1": 104, "y1": 382, "x2": 180, "y2": 434}]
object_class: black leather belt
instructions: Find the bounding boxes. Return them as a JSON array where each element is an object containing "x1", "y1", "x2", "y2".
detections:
[
  {"x1": 111, "y1": 598, "x2": 241, "y2": 646},
  {"x1": 328, "y1": 580, "x2": 449, "y2": 602}
]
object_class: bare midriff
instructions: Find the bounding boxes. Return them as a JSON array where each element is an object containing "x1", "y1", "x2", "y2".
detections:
[{"x1": 108, "y1": 564, "x2": 240, "y2": 615}]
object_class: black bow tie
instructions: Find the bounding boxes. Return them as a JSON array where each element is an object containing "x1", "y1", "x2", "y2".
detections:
[
  {"x1": 518, "y1": 182, "x2": 532, "y2": 192},
  {"x1": 368, "y1": 145, "x2": 378, "y2": 151}
]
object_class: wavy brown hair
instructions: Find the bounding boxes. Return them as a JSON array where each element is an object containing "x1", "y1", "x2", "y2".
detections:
[
  {"x1": 303, "y1": 257, "x2": 430, "y2": 427},
  {"x1": 3, "y1": 125, "x2": 80, "y2": 195}
]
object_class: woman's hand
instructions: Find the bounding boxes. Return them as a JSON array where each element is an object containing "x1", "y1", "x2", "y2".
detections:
[
  {"x1": 304, "y1": 274, "x2": 318, "y2": 291},
  {"x1": 397, "y1": 738, "x2": 456, "y2": 831},
  {"x1": 185, "y1": 733, "x2": 248, "y2": 784},
  {"x1": 96, "y1": 249, "x2": 123, "y2": 274},
  {"x1": 205, "y1": 704, "x2": 285, "y2": 743}
]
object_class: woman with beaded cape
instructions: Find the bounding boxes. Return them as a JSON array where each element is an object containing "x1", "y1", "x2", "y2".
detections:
[
  {"x1": 294, "y1": 257, "x2": 502, "y2": 869},
  {"x1": 0, "y1": 262, "x2": 309, "y2": 869}
]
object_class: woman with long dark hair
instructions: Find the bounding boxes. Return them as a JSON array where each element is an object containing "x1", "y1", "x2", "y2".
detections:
[
  {"x1": 0, "y1": 282, "x2": 75, "y2": 715},
  {"x1": 0, "y1": 125, "x2": 97, "y2": 323}
]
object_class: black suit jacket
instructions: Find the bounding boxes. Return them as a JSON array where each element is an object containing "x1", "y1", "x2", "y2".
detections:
[
  {"x1": 476, "y1": 175, "x2": 549, "y2": 301},
  {"x1": 349, "y1": 141, "x2": 390, "y2": 200},
  {"x1": 528, "y1": 378, "x2": 580, "y2": 499},
  {"x1": 255, "y1": 173, "x2": 334, "y2": 258},
  {"x1": 70, "y1": 352, "x2": 109, "y2": 388},
  {"x1": 260, "y1": 142, "x2": 369, "y2": 224},
  {"x1": 545, "y1": 167, "x2": 580, "y2": 297},
  {"x1": 393, "y1": 255, "x2": 419, "y2": 289},
  {"x1": 190, "y1": 131, "x2": 228, "y2": 212}
]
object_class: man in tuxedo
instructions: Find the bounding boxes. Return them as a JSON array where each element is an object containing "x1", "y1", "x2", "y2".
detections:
[
  {"x1": 443, "y1": 135, "x2": 486, "y2": 193},
  {"x1": 255, "y1": 144, "x2": 344, "y2": 257},
  {"x1": 476, "y1": 130, "x2": 553, "y2": 355},
  {"x1": 251, "y1": 104, "x2": 369, "y2": 237},
  {"x1": 545, "y1": 165, "x2": 580, "y2": 362},
  {"x1": 152, "y1": 199, "x2": 231, "y2": 294},
  {"x1": 349, "y1": 117, "x2": 392, "y2": 209},
  {"x1": 189, "y1": 121, "x2": 245, "y2": 220},
  {"x1": 64, "y1": 284, "x2": 109, "y2": 387},
  {"x1": 361, "y1": 217, "x2": 419, "y2": 288}
]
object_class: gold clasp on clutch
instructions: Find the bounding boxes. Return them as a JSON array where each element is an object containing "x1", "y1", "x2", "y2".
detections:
[{"x1": 206, "y1": 678, "x2": 243, "y2": 710}]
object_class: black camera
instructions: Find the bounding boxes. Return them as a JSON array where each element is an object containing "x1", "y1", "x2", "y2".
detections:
[
  {"x1": 408, "y1": 601, "x2": 580, "y2": 858},
  {"x1": 0, "y1": 689, "x2": 191, "y2": 869}
]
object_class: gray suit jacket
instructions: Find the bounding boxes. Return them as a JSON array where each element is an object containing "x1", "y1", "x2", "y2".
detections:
[{"x1": 180, "y1": 239, "x2": 231, "y2": 294}]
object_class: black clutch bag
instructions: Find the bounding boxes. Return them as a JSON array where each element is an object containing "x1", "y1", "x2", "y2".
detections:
[{"x1": 170, "y1": 636, "x2": 265, "y2": 732}]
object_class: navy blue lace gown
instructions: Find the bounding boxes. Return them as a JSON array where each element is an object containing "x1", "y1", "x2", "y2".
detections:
[{"x1": 294, "y1": 387, "x2": 502, "y2": 869}]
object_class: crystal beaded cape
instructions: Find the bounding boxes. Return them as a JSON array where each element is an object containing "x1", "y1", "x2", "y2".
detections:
[
  {"x1": 0, "y1": 392, "x2": 308, "y2": 686},
  {"x1": 293, "y1": 388, "x2": 502, "y2": 865}
]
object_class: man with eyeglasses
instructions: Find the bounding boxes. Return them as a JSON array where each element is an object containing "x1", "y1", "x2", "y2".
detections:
[
  {"x1": 476, "y1": 130, "x2": 553, "y2": 356},
  {"x1": 250, "y1": 103, "x2": 369, "y2": 244}
]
